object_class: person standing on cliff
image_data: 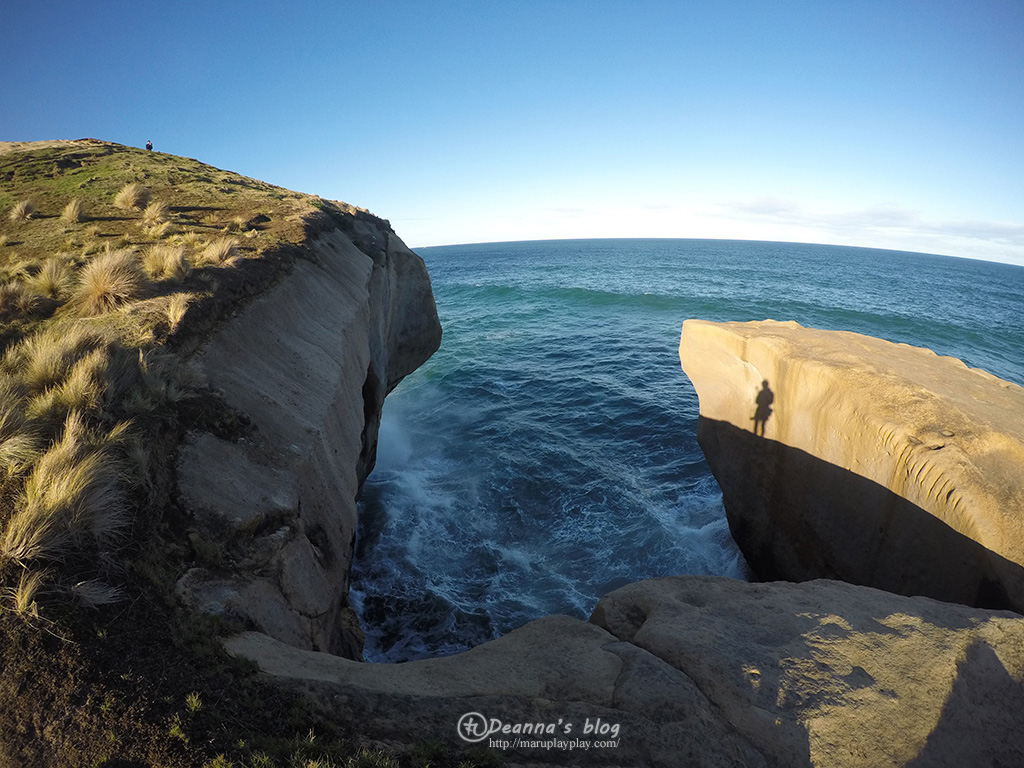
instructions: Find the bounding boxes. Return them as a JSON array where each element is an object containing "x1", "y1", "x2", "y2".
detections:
[
  {"x1": 753, "y1": 380, "x2": 774, "y2": 436},
  {"x1": 145, "y1": 140, "x2": 153, "y2": 151}
]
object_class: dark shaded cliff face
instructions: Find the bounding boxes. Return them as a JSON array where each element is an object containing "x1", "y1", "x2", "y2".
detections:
[
  {"x1": 697, "y1": 416, "x2": 1020, "y2": 611},
  {"x1": 679, "y1": 319, "x2": 1024, "y2": 614}
]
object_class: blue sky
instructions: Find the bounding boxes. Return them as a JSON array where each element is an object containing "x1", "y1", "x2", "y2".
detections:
[{"x1": 3, "y1": 1, "x2": 1023, "y2": 264}]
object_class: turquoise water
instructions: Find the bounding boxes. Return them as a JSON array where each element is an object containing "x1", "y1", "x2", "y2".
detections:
[{"x1": 350, "y1": 239, "x2": 1024, "y2": 662}]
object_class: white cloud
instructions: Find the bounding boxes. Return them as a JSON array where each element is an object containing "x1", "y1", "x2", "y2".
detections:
[{"x1": 713, "y1": 198, "x2": 1024, "y2": 265}]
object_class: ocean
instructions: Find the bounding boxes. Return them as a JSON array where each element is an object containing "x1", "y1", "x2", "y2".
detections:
[{"x1": 349, "y1": 238, "x2": 1024, "y2": 662}]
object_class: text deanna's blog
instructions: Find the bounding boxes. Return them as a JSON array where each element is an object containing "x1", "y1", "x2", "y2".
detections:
[{"x1": 457, "y1": 712, "x2": 621, "y2": 744}]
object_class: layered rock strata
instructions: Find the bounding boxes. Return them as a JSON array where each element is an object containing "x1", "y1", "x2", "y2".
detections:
[
  {"x1": 678, "y1": 319, "x2": 1024, "y2": 611},
  {"x1": 176, "y1": 220, "x2": 441, "y2": 657},
  {"x1": 227, "y1": 575, "x2": 1024, "y2": 767}
]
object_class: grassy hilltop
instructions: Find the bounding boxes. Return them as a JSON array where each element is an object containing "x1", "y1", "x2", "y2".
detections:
[{"x1": 0, "y1": 140, "x2": 479, "y2": 768}]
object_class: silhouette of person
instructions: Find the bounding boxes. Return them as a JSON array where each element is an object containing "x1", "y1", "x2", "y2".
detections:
[
  {"x1": 145, "y1": 140, "x2": 153, "y2": 151},
  {"x1": 753, "y1": 380, "x2": 774, "y2": 436}
]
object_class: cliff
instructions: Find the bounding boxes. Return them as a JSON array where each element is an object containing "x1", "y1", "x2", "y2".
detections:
[
  {"x1": 175, "y1": 220, "x2": 440, "y2": 658},
  {"x1": 678, "y1": 319, "x2": 1024, "y2": 611}
]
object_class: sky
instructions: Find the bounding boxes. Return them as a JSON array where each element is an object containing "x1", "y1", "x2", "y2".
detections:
[{"x1": 3, "y1": 0, "x2": 1023, "y2": 265}]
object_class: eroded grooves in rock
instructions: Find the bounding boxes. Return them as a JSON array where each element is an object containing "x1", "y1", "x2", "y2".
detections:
[{"x1": 679, "y1": 319, "x2": 1024, "y2": 611}]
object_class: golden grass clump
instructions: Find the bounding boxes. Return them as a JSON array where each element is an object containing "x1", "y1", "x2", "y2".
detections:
[
  {"x1": 61, "y1": 198, "x2": 85, "y2": 224},
  {"x1": 0, "y1": 411, "x2": 126, "y2": 564},
  {"x1": 24, "y1": 345, "x2": 137, "y2": 427},
  {"x1": 141, "y1": 200, "x2": 169, "y2": 226},
  {"x1": 145, "y1": 221, "x2": 177, "y2": 239},
  {"x1": 113, "y1": 182, "x2": 150, "y2": 211},
  {"x1": 52, "y1": 348, "x2": 110, "y2": 414},
  {"x1": 197, "y1": 236, "x2": 238, "y2": 266},
  {"x1": 143, "y1": 244, "x2": 190, "y2": 284},
  {"x1": 9, "y1": 569, "x2": 45, "y2": 616},
  {"x1": 5, "y1": 325, "x2": 102, "y2": 395},
  {"x1": 223, "y1": 215, "x2": 250, "y2": 233},
  {"x1": 174, "y1": 230, "x2": 204, "y2": 249},
  {"x1": 166, "y1": 292, "x2": 191, "y2": 329},
  {"x1": 0, "y1": 375, "x2": 39, "y2": 475},
  {"x1": 8, "y1": 199, "x2": 36, "y2": 222},
  {"x1": 27, "y1": 257, "x2": 74, "y2": 300},
  {"x1": 72, "y1": 249, "x2": 147, "y2": 316},
  {"x1": 0, "y1": 282, "x2": 42, "y2": 321}
]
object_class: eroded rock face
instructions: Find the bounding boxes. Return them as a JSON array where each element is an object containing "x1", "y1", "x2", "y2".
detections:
[
  {"x1": 176, "y1": 224, "x2": 441, "y2": 657},
  {"x1": 679, "y1": 319, "x2": 1024, "y2": 612},
  {"x1": 225, "y1": 575, "x2": 1024, "y2": 767},
  {"x1": 591, "y1": 576, "x2": 1024, "y2": 768}
]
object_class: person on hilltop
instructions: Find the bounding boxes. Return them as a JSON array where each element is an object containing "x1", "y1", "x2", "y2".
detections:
[{"x1": 145, "y1": 140, "x2": 153, "y2": 151}]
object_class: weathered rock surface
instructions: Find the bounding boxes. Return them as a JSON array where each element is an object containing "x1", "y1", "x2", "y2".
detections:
[
  {"x1": 592, "y1": 576, "x2": 1024, "y2": 768},
  {"x1": 679, "y1": 319, "x2": 1024, "y2": 612},
  {"x1": 226, "y1": 575, "x2": 1024, "y2": 767},
  {"x1": 176, "y1": 222, "x2": 441, "y2": 657}
]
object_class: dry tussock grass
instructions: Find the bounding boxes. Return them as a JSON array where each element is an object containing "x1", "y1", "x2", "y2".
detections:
[
  {"x1": 8, "y1": 199, "x2": 36, "y2": 222},
  {"x1": 70, "y1": 578, "x2": 122, "y2": 608},
  {"x1": 9, "y1": 569, "x2": 45, "y2": 616},
  {"x1": 6, "y1": 326, "x2": 102, "y2": 394},
  {"x1": 27, "y1": 258, "x2": 74, "y2": 300},
  {"x1": 0, "y1": 411, "x2": 126, "y2": 564},
  {"x1": 54, "y1": 348, "x2": 110, "y2": 414},
  {"x1": 114, "y1": 182, "x2": 149, "y2": 211},
  {"x1": 61, "y1": 198, "x2": 85, "y2": 224},
  {"x1": 143, "y1": 244, "x2": 190, "y2": 284},
  {"x1": 0, "y1": 376, "x2": 39, "y2": 475},
  {"x1": 72, "y1": 249, "x2": 147, "y2": 316},
  {"x1": 174, "y1": 230, "x2": 204, "y2": 248},
  {"x1": 144, "y1": 221, "x2": 177, "y2": 239},
  {"x1": 166, "y1": 292, "x2": 191, "y2": 329},
  {"x1": 197, "y1": 237, "x2": 238, "y2": 266},
  {"x1": 0, "y1": 283, "x2": 42, "y2": 321},
  {"x1": 141, "y1": 200, "x2": 169, "y2": 225}
]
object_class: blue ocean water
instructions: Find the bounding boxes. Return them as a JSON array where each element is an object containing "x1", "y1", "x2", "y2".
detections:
[{"x1": 350, "y1": 238, "x2": 1024, "y2": 662}]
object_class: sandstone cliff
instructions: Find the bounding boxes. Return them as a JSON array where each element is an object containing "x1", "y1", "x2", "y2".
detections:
[
  {"x1": 175, "y1": 219, "x2": 441, "y2": 658},
  {"x1": 678, "y1": 319, "x2": 1024, "y2": 611}
]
